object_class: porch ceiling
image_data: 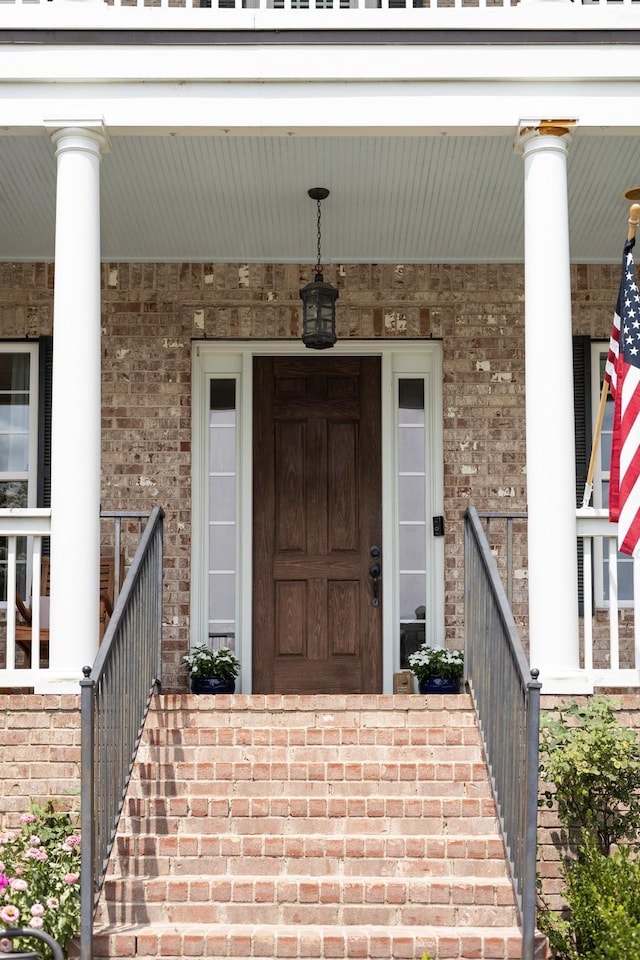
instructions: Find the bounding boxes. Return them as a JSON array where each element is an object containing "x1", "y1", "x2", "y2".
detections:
[{"x1": 0, "y1": 131, "x2": 637, "y2": 264}]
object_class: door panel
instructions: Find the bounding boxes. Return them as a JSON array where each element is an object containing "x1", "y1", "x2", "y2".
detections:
[{"x1": 253, "y1": 356, "x2": 382, "y2": 694}]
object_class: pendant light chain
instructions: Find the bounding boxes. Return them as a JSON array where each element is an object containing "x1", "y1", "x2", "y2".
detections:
[{"x1": 316, "y1": 197, "x2": 323, "y2": 275}]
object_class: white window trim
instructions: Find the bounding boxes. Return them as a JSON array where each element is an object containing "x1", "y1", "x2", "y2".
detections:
[
  {"x1": 191, "y1": 340, "x2": 444, "y2": 693},
  {"x1": 0, "y1": 343, "x2": 40, "y2": 607}
]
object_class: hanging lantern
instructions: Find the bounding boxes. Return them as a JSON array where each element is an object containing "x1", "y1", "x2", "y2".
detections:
[{"x1": 300, "y1": 187, "x2": 338, "y2": 350}]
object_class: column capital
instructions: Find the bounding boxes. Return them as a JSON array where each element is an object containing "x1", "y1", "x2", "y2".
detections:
[
  {"x1": 44, "y1": 120, "x2": 111, "y2": 155},
  {"x1": 515, "y1": 119, "x2": 576, "y2": 155}
]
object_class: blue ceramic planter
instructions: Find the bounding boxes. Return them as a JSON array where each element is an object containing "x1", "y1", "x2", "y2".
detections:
[
  {"x1": 191, "y1": 677, "x2": 236, "y2": 695},
  {"x1": 418, "y1": 676, "x2": 460, "y2": 695}
]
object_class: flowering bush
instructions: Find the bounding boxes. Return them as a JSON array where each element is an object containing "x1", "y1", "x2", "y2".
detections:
[
  {"x1": 0, "y1": 802, "x2": 80, "y2": 957},
  {"x1": 182, "y1": 644, "x2": 240, "y2": 682},
  {"x1": 407, "y1": 644, "x2": 464, "y2": 682}
]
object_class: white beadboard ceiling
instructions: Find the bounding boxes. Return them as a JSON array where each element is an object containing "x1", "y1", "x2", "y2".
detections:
[{"x1": 0, "y1": 132, "x2": 638, "y2": 263}]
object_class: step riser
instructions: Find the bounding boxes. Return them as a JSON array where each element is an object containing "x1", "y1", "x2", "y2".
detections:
[
  {"x1": 93, "y1": 926, "x2": 525, "y2": 960},
  {"x1": 109, "y1": 858, "x2": 511, "y2": 880},
  {"x1": 134, "y1": 761, "x2": 488, "y2": 782},
  {"x1": 128, "y1": 778, "x2": 492, "y2": 800},
  {"x1": 102, "y1": 902, "x2": 519, "y2": 927}
]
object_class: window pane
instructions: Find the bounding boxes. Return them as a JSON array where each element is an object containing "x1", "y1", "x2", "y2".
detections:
[
  {"x1": 209, "y1": 525, "x2": 236, "y2": 568},
  {"x1": 210, "y1": 477, "x2": 236, "y2": 522},
  {"x1": 209, "y1": 573, "x2": 236, "y2": 621},
  {"x1": 399, "y1": 524, "x2": 426, "y2": 570},
  {"x1": 399, "y1": 427, "x2": 425, "y2": 473},
  {"x1": 209, "y1": 428, "x2": 235, "y2": 473},
  {"x1": 399, "y1": 379, "x2": 425, "y2": 423},
  {"x1": 399, "y1": 574, "x2": 427, "y2": 621},
  {"x1": 210, "y1": 380, "x2": 236, "y2": 425},
  {"x1": 0, "y1": 481, "x2": 27, "y2": 509},
  {"x1": 0, "y1": 354, "x2": 29, "y2": 392},
  {"x1": 398, "y1": 476, "x2": 425, "y2": 522}
]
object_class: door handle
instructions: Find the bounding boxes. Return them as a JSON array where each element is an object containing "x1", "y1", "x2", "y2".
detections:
[{"x1": 369, "y1": 548, "x2": 381, "y2": 608}]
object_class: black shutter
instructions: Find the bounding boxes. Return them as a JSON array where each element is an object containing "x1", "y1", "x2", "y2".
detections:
[
  {"x1": 573, "y1": 336, "x2": 592, "y2": 614},
  {"x1": 37, "y1": 337, "x2": 53, "y2": 556}
]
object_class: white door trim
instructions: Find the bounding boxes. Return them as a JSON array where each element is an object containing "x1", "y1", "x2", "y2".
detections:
[{"x1": 191, "y1": 339, "x2": 444, "y2": 694}]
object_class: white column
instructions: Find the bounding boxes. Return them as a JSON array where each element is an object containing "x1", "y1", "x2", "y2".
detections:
[
  {"x1": 519, "y1": 125, "x2": 585, "y2": 693},
  {"x1": 46, "y1": 125, "x2": 106, "y2": 689}
]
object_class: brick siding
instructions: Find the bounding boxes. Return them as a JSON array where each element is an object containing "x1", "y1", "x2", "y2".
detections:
[
  {"x1": 0, "y1": 694, "x2": 80, "y2": 829},
  {"x1": 0, "y1": 261, "x2": 622, "y2": 690}
]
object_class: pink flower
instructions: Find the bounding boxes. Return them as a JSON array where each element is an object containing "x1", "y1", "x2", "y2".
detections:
[
  {"x1": 63, "y1": 835, "x2": 81, "y2": 849},
  {"x1": 0, "y1": 875, "x2": 8, "y2": 891},
  {"x1": 0, "y1": 905, "x2": 20, "y2": 925},
  {"x1": 28, "y1": 917, "x2": 44, "y2": 930},
  {"x1": 63, "y1": 873, "x2": 79, "y2": 885},
  {"x1": 30, "y1": 904, "x2": 45, "y2": 917},
  {"x1": 46, "y1": 897, "x2": 59, "y2": 909},
  {"x1": 23, "y1": 848, "x2": 47, "y2": 862},
  {"x1": 19, "y1": 814, "x2": 37, "y2": 825},
  {"x1": 29, "y1": 836, "x2": 41, "y2": 847},
  {"x1": 0, "y1": 939, "x2": 12, "y2": 953},
  {"x1": 9, "y1": 878, "x2": 27, "y2": 892}
]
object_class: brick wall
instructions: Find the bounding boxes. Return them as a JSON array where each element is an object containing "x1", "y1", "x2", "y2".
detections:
[
  {"x1": 0, "y1": 261, "x2": 621, "y2": 690},
  {"x1": 0, "y1": 694, "x2": 80, "y2": 829},
  {"x1": 537, "y1": 692, "x2": 640, "y2": 915}
]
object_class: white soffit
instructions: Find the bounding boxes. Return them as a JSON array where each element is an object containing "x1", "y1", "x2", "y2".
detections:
[{"x1": 0, "y1": 132, "x2": 638, "y2": 263}]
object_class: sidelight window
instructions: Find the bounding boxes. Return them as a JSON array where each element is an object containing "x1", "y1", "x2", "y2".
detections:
[{"x1": 208, "y1": 378, "x2": 239, "y2": 652}]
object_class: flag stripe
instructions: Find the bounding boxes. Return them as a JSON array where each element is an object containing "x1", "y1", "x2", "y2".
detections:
[{"x1": 609, "y1": 235, "x2": 640, "y2": 556}]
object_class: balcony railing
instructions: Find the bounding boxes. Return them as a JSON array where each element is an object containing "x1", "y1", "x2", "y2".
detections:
[
  {"x1": 576, "y1": 506, "x2": 640, "y2": 685},
  {"x1": 0, "y1": 509, "x2": 154, "y2": 691},
  {"x1": 2, "y1": 0, "x2": 639, "y2": 33}
]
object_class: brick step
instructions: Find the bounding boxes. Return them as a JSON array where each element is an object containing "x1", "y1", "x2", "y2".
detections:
[
  {"x1": 136, "y1": 743, "x2": 483, "y2": 763},
  {"x1": 101, "y1": 874, "x2": 517, "y2": 927},
  {"x1": 116, "y1": 815, "x2": 500, "y2": 840},
  {"x1": 144, "y1": 723, "x2": 481, "y2": 749},
  {"x1": 124, "y1": 794, "x2": 496, "y2": 822},
  {"x1": 110, "y1": 832, "x2": 510, "y2": 879},
  {"x1": 127, "y1": 777, "x2": 493, "y2": 801},
  {"x1": 132, "y1": 759, "x2": 488, "y2": 786},
  {"x1": 92, "y1": 921, "x2": 524, "y2": 960}
]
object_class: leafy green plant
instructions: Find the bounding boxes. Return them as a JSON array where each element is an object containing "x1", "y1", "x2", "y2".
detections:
[
  {"x1": 182, "y1": 643, "x2": 240, "y2": 682},
  {"x1": 539, "y1": 696, "x2": 640, "y2": 855},
  {"x1": 538, "y1": 831, "x2": 640, "y2": 960},
  {"x1": 0, "y1": 801, "x2": 80, "y2": 957},
  {"x1": 407, "y1": 644, "x2": 463, "y2": 682}
]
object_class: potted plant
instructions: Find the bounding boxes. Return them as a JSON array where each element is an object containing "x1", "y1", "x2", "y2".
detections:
[
  {"x1": 407, "y1": 643, "x2": 464, "y2": 695},
  {"x1": 183, "y1": 644, "x2": 240, "y2": 694}
]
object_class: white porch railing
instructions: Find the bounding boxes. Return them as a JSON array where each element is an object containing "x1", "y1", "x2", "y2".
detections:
[
  {"x1": 0, "y1": 508, "x2": 52, "y2": 691},
  {"x1": 576, "y1": 506, "x2": 640, "y2": 686},
  {"x1": 1, "y1": 0, "x2": 639, "y2": 33}
]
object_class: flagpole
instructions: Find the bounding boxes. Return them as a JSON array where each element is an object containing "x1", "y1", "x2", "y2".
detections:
[{"x1": 581, "y1": 200, "x2": 640, "y2": 508}]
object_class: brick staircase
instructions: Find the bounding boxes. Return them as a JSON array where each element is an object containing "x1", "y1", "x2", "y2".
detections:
[{"x1": 94, "y1": 694, "x2": 526, "y2": 959}]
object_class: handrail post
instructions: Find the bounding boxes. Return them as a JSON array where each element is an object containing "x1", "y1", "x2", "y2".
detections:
[
  {"x1": 80, "y1": 666, "x2": 95, "y2": 960},
  {"x1": 522, "y1": 668, "x2": 541, "y2": 960}
]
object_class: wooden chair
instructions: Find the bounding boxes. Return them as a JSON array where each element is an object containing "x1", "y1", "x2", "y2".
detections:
[{"x1": 15, "y1": 555, "x2": 121, "y2": 667}]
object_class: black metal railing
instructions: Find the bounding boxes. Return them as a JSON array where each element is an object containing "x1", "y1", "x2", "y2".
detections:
[
  {"x1": 80, "y1": 506, "x2": 164, "y2": 960},
  {"x1": 464, "y1": 506, "x2": 541, "y2": 960}
]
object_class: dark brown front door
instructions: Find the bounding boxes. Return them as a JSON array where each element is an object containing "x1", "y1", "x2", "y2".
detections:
[{"x1": 253, "y1": 356, "x2": 382, "y2": 694}]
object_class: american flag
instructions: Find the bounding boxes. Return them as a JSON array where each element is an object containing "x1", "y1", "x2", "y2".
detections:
[{"x1": 608, "y1": 236, "x2": 640, "y2": 555}]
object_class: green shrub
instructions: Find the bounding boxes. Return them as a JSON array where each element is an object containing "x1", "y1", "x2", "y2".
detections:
[
  {"x1": 539, "y1": 696, "x2": 640, "y2": 855},
  {"x1": 538, "y1": 832, "x2": 640, "y2": 960}
]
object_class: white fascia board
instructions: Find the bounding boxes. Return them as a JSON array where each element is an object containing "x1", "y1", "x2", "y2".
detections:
[
  {"x1": 1, "y1": 42, "x2": 640, "y2": 84},
  {"x1": 3, "y1": 80, "x2": 640, "y2": 135}
]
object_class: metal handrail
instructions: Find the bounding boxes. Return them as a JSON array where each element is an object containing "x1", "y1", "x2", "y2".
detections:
[
  {"x1": 80, "y1": 505, "x2": 164, "y2": 960},
  {"x1": 464, "y1": 506, "x2": 541, "y2": 960},
  {"x1": 0, "y1": 927, "x2": 64, "y2": 960}
]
